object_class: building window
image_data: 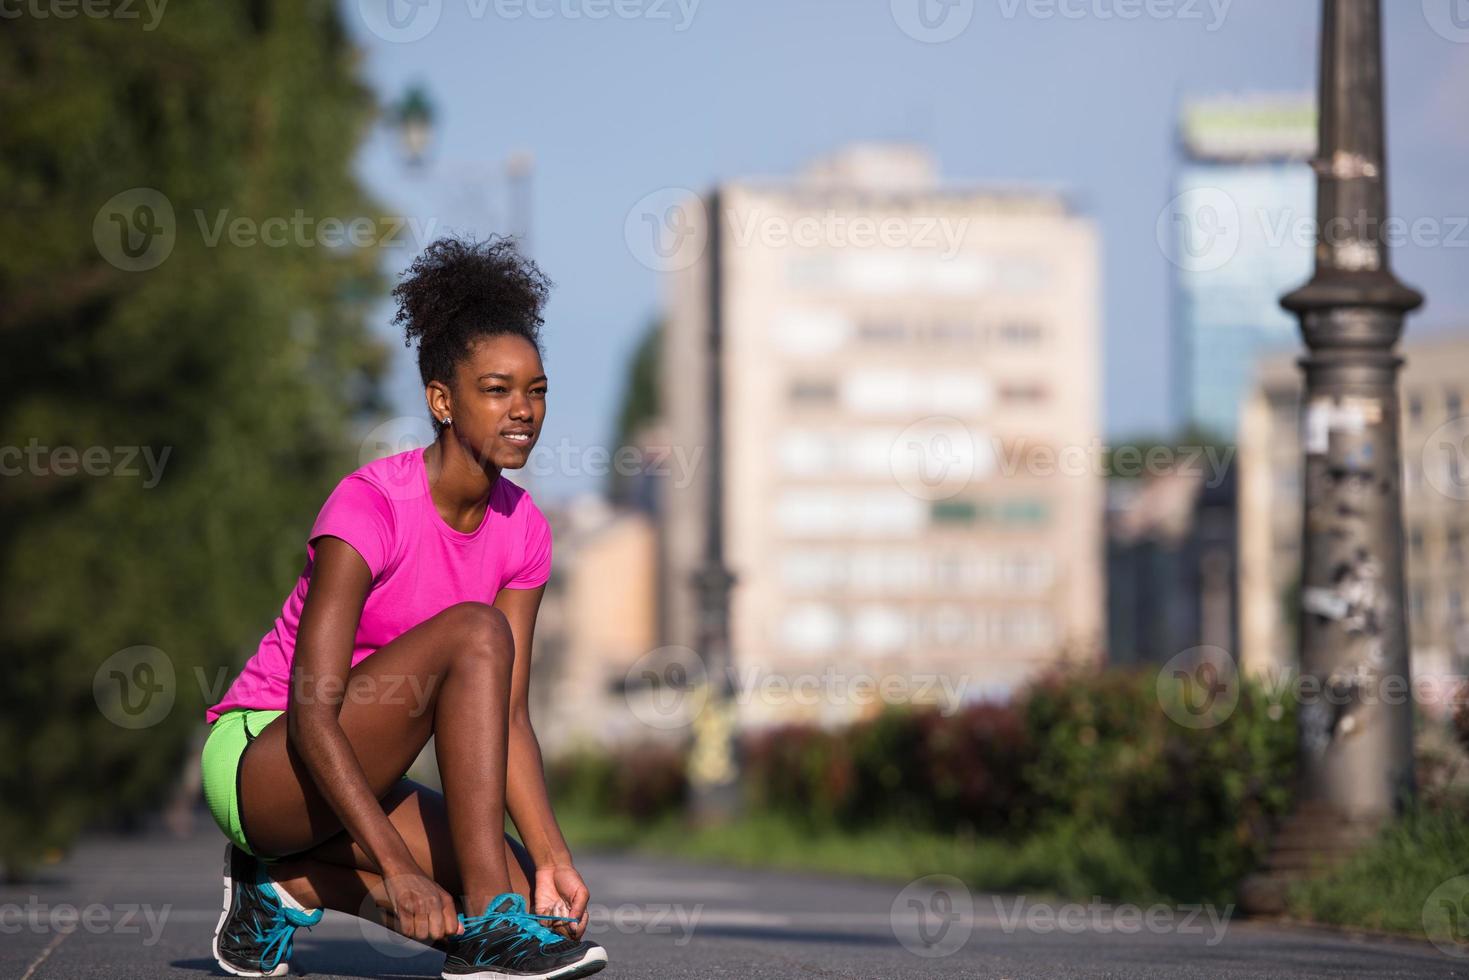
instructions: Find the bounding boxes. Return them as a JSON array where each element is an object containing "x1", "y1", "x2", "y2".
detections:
[
  {"x1": 789, "y1": 379, "x2": 837, "y2": 404},
  {"x1": 1408, "y1": 392, "x2": 1424, "y2": 426},
  {"x1": 931, "y1": 500, "x2": 979, "y2": 524},
  {"x1": 1451, "y1": 529, "x2": 1464, "y2": 565},
  {"x1": 998, "y1": 321, "x2": 1044, "y2": 347},
  {"x1": 999, "y1": 383, "x2": 1047, "y2": 404},
  {"x1": 1410, "y1": 527, "x2": 1425, "y2": 556},
  {"x1": 1449, "y1": 390, "x2": 1464, "y2": 420},
  {"x1": 1000, "y1": 499, "x2": 1048, "y2": 525},
  {"x1": 858, "y1": 319, "x2": 906, "y2": 343},
  {"x1": 1410, "y1": 588, "x2": 1425, "y2": 626}
]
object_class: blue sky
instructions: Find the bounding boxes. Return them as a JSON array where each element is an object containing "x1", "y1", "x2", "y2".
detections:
[{"x1": 346, "y1": 0, "x2": 1469, "y2": 500}]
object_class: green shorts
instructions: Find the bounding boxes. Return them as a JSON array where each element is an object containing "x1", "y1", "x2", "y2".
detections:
[
  {"x1": 201, "y1": 708, "x2": 283, "y2": 859},
  {"x1": 201, "y1": 707, "x2": 414, "y2": 860}
]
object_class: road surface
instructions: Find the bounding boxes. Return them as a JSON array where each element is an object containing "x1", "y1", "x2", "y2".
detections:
[{"x1": 2, "y1": 819, "x2": 1463, "y2": 979}]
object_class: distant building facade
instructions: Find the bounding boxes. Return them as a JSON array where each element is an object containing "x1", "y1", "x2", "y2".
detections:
[
  {"x1": 661, "y1": 144, "x2": 1104, "y2": 728},
  {"x1": 1239, "y1": 333, "x2": 1469, "y2": 702},
  {"x1": 1172, "y1": 94, "x2": 1316, "y2": 439},
  {"x1": 1106, "y1": 464, "x2": 1237, "y2": 667}
]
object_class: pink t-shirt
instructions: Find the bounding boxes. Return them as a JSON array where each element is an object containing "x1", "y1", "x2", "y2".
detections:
[{"x1": 206, "y1": 447, "x2": 552, "y2": 723}]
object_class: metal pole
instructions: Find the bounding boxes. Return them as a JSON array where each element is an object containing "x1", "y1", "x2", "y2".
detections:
[
  {"x1": 1285, "y1": 0, "x2": 1422, "y2": 820},
  {"x1": 1240, "y1": 0, "x2": 1421, "y2": 915},
  {"x1": 688, "y1": 189, "x2": 740, "y2": 822}
]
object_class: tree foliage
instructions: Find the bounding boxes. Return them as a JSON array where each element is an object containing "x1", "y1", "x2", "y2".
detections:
[{"x1": 0, "y1": 1, "x2": 389, "y2": 877}]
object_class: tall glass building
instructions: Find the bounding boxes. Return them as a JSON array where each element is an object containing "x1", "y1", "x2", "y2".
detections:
[{"x1": 1169, "y1": 95, "x2": 1316, "y2": 440}]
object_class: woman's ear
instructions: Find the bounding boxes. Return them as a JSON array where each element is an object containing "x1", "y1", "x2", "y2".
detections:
[{"x1": 425, "y1": 381, "x2": 451, "y2": 424}]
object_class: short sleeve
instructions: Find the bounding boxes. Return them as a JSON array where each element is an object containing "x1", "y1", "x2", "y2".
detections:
[
  {"x1": 308, "y1": 475, "x2": 397, "y2": 580},
  {"x1": 504, "y1": 497, "x2": 552, "y2": 589}
]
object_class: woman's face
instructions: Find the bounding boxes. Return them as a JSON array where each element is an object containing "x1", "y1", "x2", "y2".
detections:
[{"x1": 438, "y1": 333, "x2": 546, "y2": 470}]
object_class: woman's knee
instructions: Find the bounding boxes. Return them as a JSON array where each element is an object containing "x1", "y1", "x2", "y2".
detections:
[{"x1": 436, "y1": 601, "x2": 514, "y2": 673}]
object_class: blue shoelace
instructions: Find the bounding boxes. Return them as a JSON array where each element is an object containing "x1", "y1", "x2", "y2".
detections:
[
  {"x1": 245, "y1": 877, "x2": 324, "y2": 973},
  {"x1": 458, "y1": 893, "x2": 576, "y2": 959}
]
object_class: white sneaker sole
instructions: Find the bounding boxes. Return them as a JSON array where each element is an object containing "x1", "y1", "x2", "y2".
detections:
[
  {"x1": 212, "y1": 843, "x2": 289, "y2": 978},
  {"x1": 441, "y1": 943, "x2": 608, "y2": 980}
]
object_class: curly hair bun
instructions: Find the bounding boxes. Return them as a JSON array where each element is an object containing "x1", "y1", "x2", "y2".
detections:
[{"x1": 392, "y1": 236, "x2": 552, "y2": 386}]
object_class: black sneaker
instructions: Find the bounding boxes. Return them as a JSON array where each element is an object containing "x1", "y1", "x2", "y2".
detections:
[
  {"x1": 212, "y1": 843, "x2": 324, "y2": 977},
  {"x1": 441, "y1": 892, "x2": 607, "y2": 980}
]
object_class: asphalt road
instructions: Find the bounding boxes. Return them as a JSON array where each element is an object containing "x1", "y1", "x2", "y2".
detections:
[{"x1": 2, "y1": 818, "x2": 1464, "y2": 980}]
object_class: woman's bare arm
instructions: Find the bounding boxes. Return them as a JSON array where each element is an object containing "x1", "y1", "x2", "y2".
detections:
[{"x1": 286, "y1": 535, "x2": 421, "y2": 878}]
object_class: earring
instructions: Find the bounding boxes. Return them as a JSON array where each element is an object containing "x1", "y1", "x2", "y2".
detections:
[{"x1": 441, "y1": 417, "x2": 452, "y2": 426}]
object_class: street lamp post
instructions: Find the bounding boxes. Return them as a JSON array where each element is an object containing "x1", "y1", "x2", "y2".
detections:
[
  {"x1": 687, "y1": 189, "x2": 741, "y2": 822},
  {"x1": 1241, "y1": 0, "x2": 1422, "y2": 914}
]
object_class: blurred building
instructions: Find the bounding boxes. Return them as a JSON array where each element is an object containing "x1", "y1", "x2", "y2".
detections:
[
  {"x1": 661, "y1": 144, "x2": 1104, "y2": 728},
  {"x1": 1172, "y1": 94, "x2": 1316, "y2": 439},
  {"x1": 1239, "y1": 333, "x2": 1469, "y2": 703},
  {"x1": 1106, "y1": 465, "x2": 1237, "y2": 666},
  {"x1": 530, "y1": 496, "x2": 661, "y2": 755}
]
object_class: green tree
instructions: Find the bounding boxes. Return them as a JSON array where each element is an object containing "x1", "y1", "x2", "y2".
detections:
[
  {"x1": 608, "y1": 317, "x2": 662, "y2": 506},
  {"x1": 0, "y1": 2, "x2": 389, "y2": 877}
]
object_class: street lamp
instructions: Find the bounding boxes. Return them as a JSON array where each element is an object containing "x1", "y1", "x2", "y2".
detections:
[
  {"x1": 1241, "y1": 0, "x2": 1422, "y2": 914},
  {"x1": 392, "y1": 83, "x2": 436, "y2": 169}
]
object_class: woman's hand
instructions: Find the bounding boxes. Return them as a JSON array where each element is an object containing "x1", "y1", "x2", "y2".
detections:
[
  {"x1": 384, "y1": 870, "x2": 462, "y2": 944},
  {"x1": 534, "y1": 864, "x2": 591, "y2": 940}
]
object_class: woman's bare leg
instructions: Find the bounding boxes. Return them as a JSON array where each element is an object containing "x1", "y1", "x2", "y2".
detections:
[
  {"x1": 260, "y1": 781, "x2": 536, "y2": 932},
  {"x1": 237, "y1": 601, "x2": 524, "y2": 919}
]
